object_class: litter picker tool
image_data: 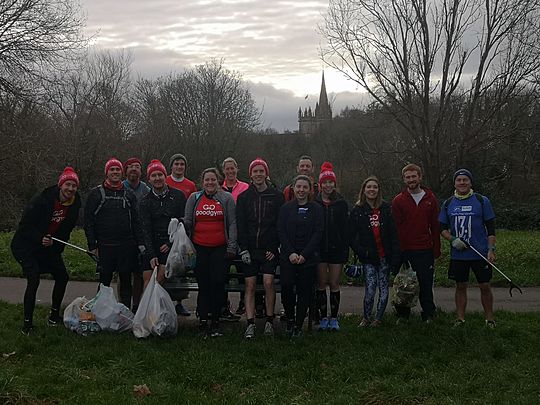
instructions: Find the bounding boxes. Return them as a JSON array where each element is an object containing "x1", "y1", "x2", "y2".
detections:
[
  {"x1": 465, "y1": 241, "x2": 523, "y2": 297},
  {"x1": 50, "y1": 237, "x2": 99, "y2": 263}
]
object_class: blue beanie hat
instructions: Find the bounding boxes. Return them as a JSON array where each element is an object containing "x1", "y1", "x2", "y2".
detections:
[{"x1": 453, "y1": 169, "x2": 473, "y2": 183}]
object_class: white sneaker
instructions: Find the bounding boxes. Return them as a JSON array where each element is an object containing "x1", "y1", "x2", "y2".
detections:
[
  {"x1": 264, "y1": 321, "x2": 274, "y2": 336},
  {"x1": 244, "y1": 323, "x2": 256, "y2": 339}
]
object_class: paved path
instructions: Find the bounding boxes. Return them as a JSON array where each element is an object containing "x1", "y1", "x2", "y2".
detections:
[{"x1": 1, "y1": 277, "x2": 538, "y2": 314}]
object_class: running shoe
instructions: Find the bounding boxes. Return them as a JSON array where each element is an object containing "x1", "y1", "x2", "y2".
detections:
[
  {"x1": 292, "y1": 326, "x2": 303, "y2": 338},
  {"x1": 358, "y1": 318, "x2": 371, "y2": 327},
  {"x1": 21, "y1": 323, "x2": 34, "y2": 336},
  {"x1": 175, "y1": 303, "x2": 191, "y2": 316},
  {"x1": 220, "y1": 309, "x2": 241, "y2": 322},
  {"x1": 244, "y1": 323, "x2": 256, "y2": 339},
  {"x1": 370, "y1": 319, "x2": 382, "y2": 328},
  {"x1": 235, "y1": 302, "x2": 246, "y2": 315},
  {"x1": 329, "y1": 318, "x2": 340, "y2": 331},
  {"x1": 263, "y1": 321, "x2": 274, "y2": 337},
  {"x1": 319, "y1": 318, "x2": 329, "y2": 331},
  {"x1": 453, "y1": 319, "x2": 466, "y2": 328},
  {"x1": 485, "y1": 320, "x2": 496, "y2": 329},
  {"x1": 210, "y1": 324, "x2": 223, "y2": 338},
  {"x1": 47, "y1": 312, "x2": 63, "y2": 326}
]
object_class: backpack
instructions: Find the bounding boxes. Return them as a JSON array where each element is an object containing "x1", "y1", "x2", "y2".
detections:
[{"x1": 93, "y1": 185, "x2": 132, "y2": 216}]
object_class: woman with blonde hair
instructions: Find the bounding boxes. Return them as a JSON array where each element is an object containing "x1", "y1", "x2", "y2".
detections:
[{"x1": 349, "y1": 176, "x2": 400, "y2": 327}]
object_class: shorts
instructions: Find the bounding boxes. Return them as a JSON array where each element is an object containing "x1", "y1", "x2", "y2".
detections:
[
  {"x1": 243, "y1": 249, "x2": 277, "y2": 278},
  {"x1": 449, "y1": 259, "x2": 492, "y2": 283},
  {"x1": 99, "y1": 244, "x2": 139, "y2": 275}
]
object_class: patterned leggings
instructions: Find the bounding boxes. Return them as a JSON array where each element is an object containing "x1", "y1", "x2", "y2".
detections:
[{"x1": 363, "y1": 259, "x2": 390, "y2": 321}]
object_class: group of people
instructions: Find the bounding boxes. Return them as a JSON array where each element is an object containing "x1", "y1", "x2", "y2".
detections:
[{"x1": 11, "y1": 153, "x2": 498, "y2": 337}]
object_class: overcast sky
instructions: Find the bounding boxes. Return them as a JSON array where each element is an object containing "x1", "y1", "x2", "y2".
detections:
[{"x1": 80, "y1": 0, "x2": 367, "y2": 131}]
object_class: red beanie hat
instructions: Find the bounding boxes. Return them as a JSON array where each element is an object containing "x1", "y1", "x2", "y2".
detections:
[
  {"x1": 249, "y1": 157, "x2": 269, "y2": 177},
  {"x1": 146, "y1": 159, "x2": 167, "y2": 179},
  {"x1": 58, "y1": 167, "x2": 79, "y2": 187},
  {"x1": 319, "y1": 162, "x2": 337, "y2": 185},
  {"x1": 104, "y1": 158, "x2": 123, "y2": 175},
  {"x1": 124, "y1": 157, "x2": 143, "y2": 169}
]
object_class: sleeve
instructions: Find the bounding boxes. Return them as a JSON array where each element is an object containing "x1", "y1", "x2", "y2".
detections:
[
  {"x1": 300, "y1": 203, "x2": 324, "y2": 259},
  {"x1": 339, "y1": 202, "x2": 350, "y2": 256},
  {"x1": 430, "y1": 196, "x2": 441, "y2": 258},
  {"x1": 83, "y1": 189, "x2": 100, "y2": 251},
  {"x1": 391, "y1": 195, "x2": 403, "y2": 226},
  {"x1": 236, "y1": 193, "x2": 249, "y2": 252},
  {"x1": 139, "y1": 197, "x2": 156, "y2": 258},
  {"x1": 183, "y1": 194, "x2": 196, "y2": 236},
  {"x1": 347, "y1": 208, "x2": 359, "y2": 256},
  {"x1": 482, "y1": 196, "x2": 496, "y2": 222},
  {"x1": 278, "y1": 204, "x2": 294, "y2": 257},
  {"x1": 16, "y1": 193, "x2": 46, "y2": 248},
  {"x1": 128, "y1": 192, "x2": 144, "y2": 246},
  {"x1": 225, "y1": 194, "x2": 237, "y2": 254}
]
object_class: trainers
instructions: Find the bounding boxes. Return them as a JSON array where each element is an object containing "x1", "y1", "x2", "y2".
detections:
[
  {"x1": 359, "y1": 318, "x2": 371, "y2": 327},
  {"x1": 292, "y1": 326, "x2": 303, "y2": 338},
  {"x1": 244, "y1": 323, "x2": 256, "y2": 339},
  {"x1": 220, "y1": 310, "x2": 241, "y2": 322},
  {"x1": 235, "y1": 303, "x2": 245, "y2": 315},
  {"x1": 370, "y1": 319, "x2": 382, "y2": 328},
  {"x1": 485, "y1": 320, "x2": 496, "y2": 329},
  {"x1": 319, "y1": 318, "x2": 329, "y2": 331},
  {"x1": 210, "y1": 324, "x2": 223, "y2": 338},
  {"x1": 453, "y1": 319, "x2": 465, "y2": 328},
  {"x1": 21, "y1": 323, "x2": 35, "y2": 336},
  {"x1": 263, "y1": 321, "x2": 274, "y2": 336},
  {"x1": 329, "y1": 318, "x2": 340, "y2": 331},
  {"x1": 48, "y1": 312, "x2": 63, "y2": 326},
  {"x1": 175, "y1": 303, "x2": 191, "y2": 316}
]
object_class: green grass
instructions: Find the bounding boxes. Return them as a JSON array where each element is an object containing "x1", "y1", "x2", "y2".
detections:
[
  {"x1": 1, "y1": 302, "x2": 539, "y2": 404},
  {"x1": 1, "y1": 229, "x2": 539, "y2": 286}
]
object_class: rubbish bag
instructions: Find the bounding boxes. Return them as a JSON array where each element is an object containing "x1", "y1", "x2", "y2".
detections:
[
  {"x1": 133, "y1": 267, "x2": 178, "y2": 338},
  {"x1": 165, "y1": 218, "x2": 196, "y2": 278},
  {"x1": 63, "y1": 296, "x2": 101, "y2": 336},
  {"x1": 391, "y1": 262, "x2": 419, "y2": 309},
  {"x1": 91, "y1": 284, "x2": 134, "y2": 332}
]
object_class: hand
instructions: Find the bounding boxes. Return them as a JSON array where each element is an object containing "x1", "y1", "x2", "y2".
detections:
[
  {"x1": 297, "y1": 255, "x2": 306, "y2": 265},
  {"x1": 225, "y1": 251, "x2": 236, "y2": 259},
  {"x1": 90, "y1": 249, "x2": 99, "y2": 258},
  {"x1": 451, "y1": 237, "x2": 467, "y2": 251},
  {"x1": 138, "y1": 245, "x2": 146, "y2": 254},
  {"x1": 159, "y1": 244, "x2": 170, "y2": 254},
  {"x1": 487, "y1": 250, "x2": 496, "y2": 263},
  {"x1": 239, "y1": 250, "x2": 251, "y2": 265},
  {"x1": 289, "y1": 253, "x2": 299, "y2": 264},
  {"x1": 42, "y1": 235, "x2": 53, "y2": 247},
  {"x1": 150, "y1": 257, "x2": 159, "y2": 269},
  {"x1": 265, "y1": 251, "x2": 275, "y2": 261}
]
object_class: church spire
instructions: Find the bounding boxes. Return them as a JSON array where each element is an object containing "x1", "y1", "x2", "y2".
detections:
[{"x1": 318, "y1": 71, "x2": 331, "y2": 119}]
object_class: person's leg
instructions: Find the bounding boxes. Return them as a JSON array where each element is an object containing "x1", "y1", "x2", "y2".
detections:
[
  {"x1": 132, "y1": 272, "x2": 144, "y2": 311},
  {"x1": 280, "y1": 261, "x2": 296, "y2": 324},
  {"x1": 194, "y1": 245, "x2": 211, "y2": 323},
  {"x1": 116, "y1": 245, "x2": 137, "y2": 307},
  {"x1": 479, "y1": 283, "x2": 494, "y2": 321},
  {"x1": 450, "y1": 259, "x2": 470, "y2": 322},
  {"x1": 263, "y1": 274, "x2": 275, "y2": 318},
  {"x1": 209, "y1": 246, "x2": 227, "y2": 334},
  {"x1": 455, "y1": 282, "x2": 468, "y2": 320},
  {"x1": 316, "y1": 263, "x2": 329, "y2": 320},
  {"x1": 409, "y1": 250, "x2": 436, "y2": 320},
  {"x1": 48, "y1": 254, "x2": 69, "y2": 322},
  {"x1": 244, "y1": 276, "x2": 257, "y2": 320},
  {"x1": 472, "y1": 259, "x2": 494, "y2": 322},
  {"x1": 328, "y1": 263, "x2": 342, "y2": 319},
  {"x1": 363, "y1": 263, "x2": 377, "y2": 321},
  {"x1": 98, "y1": 245, "x2": 115, "y2": 287},
  {"x1": 374, "y1": 261, "x2": 390, "y2": 322},
  {"x1": 295, "y1": 264, "x2": 315, "y2": 329},
  {"x1": 20, "y1": 256, "x2": 41, "y2": 330}
]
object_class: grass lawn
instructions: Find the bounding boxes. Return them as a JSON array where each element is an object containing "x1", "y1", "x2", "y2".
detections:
[
  {"x1": 1, "y1": 302, "x2": 539, "y2": 404},
  {"x1": 2, "y1": 229, "x2": 539, "y2": 286}
]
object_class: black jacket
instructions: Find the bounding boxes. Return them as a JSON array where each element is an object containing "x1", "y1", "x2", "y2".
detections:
[
  {"x1": 278, "y1": 200, "x2": 324, "y2": 264},
  {"x1": 349, "y1": 201, "x2": 401, "y2": 267},
  {"x1": 139, "y1": 187, "x2": 187, "y2": 258},
  {"x1": 84, "y1": 184, "x2": 143, "y2": 250},
  {"x1": 11, "y1": 186, "x2": 81, "y2": 259},
  {"x1": 314, "y1": 192, "x2": 349, "y2": 262},
  {"x1": 236, "y1": 184, "x2": 285, "y2": 254}
]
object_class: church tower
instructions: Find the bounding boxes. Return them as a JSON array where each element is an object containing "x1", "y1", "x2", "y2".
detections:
[{"x1": 298, "y1": 72, "x2": 332, "y2": 135}]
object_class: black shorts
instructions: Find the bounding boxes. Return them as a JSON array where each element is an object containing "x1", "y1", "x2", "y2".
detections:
[
  {"x1": 449, "y1": 259, "x2": 492, "y2": 283},
  {"x1": 99, "y1": 244, "x2": 139, "y2": 275},
  {"x1": 243, "y1": 250, "x2": 277, "y2": 278}
]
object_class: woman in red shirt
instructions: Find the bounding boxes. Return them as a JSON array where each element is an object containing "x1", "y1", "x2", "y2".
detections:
[
  {"x1": 349, "y1": 176, "x2": 400, "y2": 327},
  {"x1": 184, "y1": 168, "x2": 237, "y2": 338}
]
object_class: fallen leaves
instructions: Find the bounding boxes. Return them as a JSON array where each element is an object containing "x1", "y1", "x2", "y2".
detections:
[
  {"x1": 133, "y1": 384, "x2": 151, "y2": 398},
  {"x1": 2, "y1": 351, "x2": 16, "y2": 359}
]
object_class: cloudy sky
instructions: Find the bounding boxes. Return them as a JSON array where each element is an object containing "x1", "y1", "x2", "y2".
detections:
[{"x1": 80, "y1": 0, "x2": 366, "y2": 131}]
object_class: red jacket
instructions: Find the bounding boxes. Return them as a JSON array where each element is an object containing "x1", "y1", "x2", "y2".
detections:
[{"x1": 391, "y1": 187, "x2": 441, "y2": 258}]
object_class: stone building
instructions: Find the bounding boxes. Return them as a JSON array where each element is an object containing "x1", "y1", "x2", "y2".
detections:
[{"x1": 298, "y1": 72, "x2": 332, "y2": 135}]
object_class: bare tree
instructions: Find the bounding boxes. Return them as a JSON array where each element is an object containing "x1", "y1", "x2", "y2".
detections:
[
  {"x1": 0, "y1": 0, "x2": 87, "y2": 96},
  {"x1": 322, "y1": 0, "x2": 540, "y2": 190}
]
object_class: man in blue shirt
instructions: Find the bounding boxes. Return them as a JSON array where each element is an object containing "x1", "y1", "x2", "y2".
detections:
[{"x1": 439, "y1": 169, "x2": 497, "y2": 328}]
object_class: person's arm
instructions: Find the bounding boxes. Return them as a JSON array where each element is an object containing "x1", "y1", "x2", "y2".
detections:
[
  {"x1": 128, "y1": 191, "x2": 145, "y2": 248},
  {"x1": 225, "y1": 194, "x2": 237, "y2": 254},
  {"x1": 183, "y1": 193, "x2": 196, "y2": 236},
  {"x1": 83, "y1": 189, "x2": 99, "y2": 252},
  {"x1": 17, "y1": 192, "x2": 46, "y2": 247},
  {"x1": 139, "y1": 197, "x2": 156, "y2": 259},
  {"x1": 430, "y1": 196, "x2": 441, "y2": 258},
  {"x1": 278, "y1": 204, "x2": 294, "y2": 257},
  {"x1": 236, "y1": 193, "x2": 249, "y2": 252},
  {"x1": 386, "y1": 207, "x2": 402, "y2": 268}
]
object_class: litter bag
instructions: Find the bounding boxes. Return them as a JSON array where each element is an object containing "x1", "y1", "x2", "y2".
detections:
[
  {"x1": 91, "y1": 284, "x2": 134, "y2": 332},
  {"x1": 63, "y1": 296, "x2": 101, "y2": 336},
  {"x1": 165, "y1": 218, "x2": 196, "y2": 278},
  {"x1": 391, "y1": 262, "x2": 419, "y2": 309},
  {"x1": 133, "y1": 268, "x2": 178, "y2": 338}
]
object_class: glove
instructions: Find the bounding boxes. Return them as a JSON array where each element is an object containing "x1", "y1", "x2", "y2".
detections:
[
  {"x1": 138, "y1": 245, "x2": 146, "y2": 254},
  {"x1": 451, "y1": 237, "x2": 467, "y2": 250},
  {"x1": 239, "y1": 250, "x2": 251, "y2": 265}
]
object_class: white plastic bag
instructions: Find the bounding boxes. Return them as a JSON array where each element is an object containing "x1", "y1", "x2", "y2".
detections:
[
  {"x1": 63, "y1": 296, "x2": 89, "y2": 331},
  {"x1": 165, "y1": 218, "x2": 196, "y2": 278},
  {"x1": 91, "y1": 284, "x2": 134, "y2": 332},
  {"x1": 391, "y1": 263, "x2": 420, "y2": 309},
  {"x1": 133, "y1": 268, "x2": 178, "y2": 338}
]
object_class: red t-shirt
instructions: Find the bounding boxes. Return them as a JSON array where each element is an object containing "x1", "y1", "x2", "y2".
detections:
[
  {"x1": 166, "y1": 175, "x2": 197, "y2": 198},
  {"x1": 193, "y1": 194, "x2": 226, "y2": 247},
  {"x1": 46, "y1": 200, "x2": 70, "y2": 236},
  {"x1": 369, "y1": 208, "x2": 385, "y2": 258}
]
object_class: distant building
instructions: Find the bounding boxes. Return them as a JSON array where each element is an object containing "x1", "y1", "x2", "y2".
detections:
[{"x1": 298, "y1": 72, "x2": 332, "y2": 135}]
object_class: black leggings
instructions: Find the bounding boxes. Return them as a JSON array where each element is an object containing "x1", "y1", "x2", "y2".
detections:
[
  {"x1": 19, "y1": 251, "x2": 69, "y2": 323},
  {"x1": 98, "y1": 244, "x2": 138, "y2": 307},
  {"x1": 280, "y1": 261, "x2": 316, "y2": 328},
  {"x1": 194, "y1": 244, "x2": 227, "y2": 323}
]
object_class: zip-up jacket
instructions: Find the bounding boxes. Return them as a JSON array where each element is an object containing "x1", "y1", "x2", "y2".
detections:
[
  {"x1": 349, "y1": 201, "x2": 401, "y2": 266},
  {"x1": 236, "y1": 184, "x2": 285, "y2": 254},
  {"x1": 84, "y1": 183, "x2": 143, "y2": 251},
  {"x1": 278, "y1": 200, "x2": 324, "y2": 265},
  {"x1": 11, "y1": 186, "x2": 81, "y2": 259},
  {"x1": 391, "y1": 187, "x2": 441, "y2": 257},
  {"x1": 314, "y1": 192, "x2": 349, "y2": 262},
  {"x1": 184, "y1": 190, "x2": 237, "y2": 254},
  {"x1": 139, "y1": 187, "x2": 187, "y2": 259}
]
